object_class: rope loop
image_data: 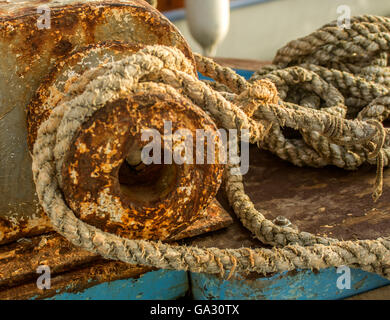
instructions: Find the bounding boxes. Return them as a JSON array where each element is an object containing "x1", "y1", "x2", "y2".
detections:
[{"x1": 31, "y1": 15, "x2": 390, "y2": 280}]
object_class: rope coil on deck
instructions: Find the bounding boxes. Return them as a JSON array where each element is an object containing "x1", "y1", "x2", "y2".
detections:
[{"x1": 32, "y1": 16, "x2": 390, "y2": 279}]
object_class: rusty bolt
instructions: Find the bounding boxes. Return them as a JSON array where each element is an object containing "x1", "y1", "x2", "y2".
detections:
[{"x1": 273, "y1": 216, "x2": 292, "y2": 227}]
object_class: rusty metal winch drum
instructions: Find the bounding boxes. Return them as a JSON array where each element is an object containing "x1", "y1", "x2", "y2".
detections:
[{"x1": 0, "y1": 0, "x2": 232, "y2": 244}]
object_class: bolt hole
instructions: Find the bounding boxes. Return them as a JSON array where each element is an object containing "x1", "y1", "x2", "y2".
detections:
[{"x1": 118, "y1": 149, "x2": 177, "y2": 204}]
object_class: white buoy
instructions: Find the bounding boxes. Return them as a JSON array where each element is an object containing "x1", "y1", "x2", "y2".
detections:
[{"x1": 185, "y1": 0, "x2": 230, "y2": 57}]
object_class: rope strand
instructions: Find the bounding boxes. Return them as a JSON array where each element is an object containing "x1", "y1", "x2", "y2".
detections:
[{"x1": 32, "y1": 16, "x2": 390, "y2": 280}]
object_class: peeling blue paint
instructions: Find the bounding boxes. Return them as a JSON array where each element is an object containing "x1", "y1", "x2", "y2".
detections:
[
  {"x1": 48, "y1": 270, "x2": 188, "y2": 300},
  {"x1": 198, "y1": 69, "x2": 254, "y2": 82},
  {"x1": 190, "y1": 268, "x2": 390, "y2": 300}
]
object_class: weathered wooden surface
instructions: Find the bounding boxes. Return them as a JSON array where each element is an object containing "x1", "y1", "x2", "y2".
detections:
[
  {"x1": 347, "y1": 284, "x2": 390, "y2": 300},
  {"x1": 212, "y1": 57, "x2": 270, "y2": 71}
]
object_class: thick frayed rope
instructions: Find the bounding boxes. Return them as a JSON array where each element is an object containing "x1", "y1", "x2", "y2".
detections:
[
  {"x1": 32, "y1": 32, "x2": 390, "y2": 280},
  {"x1": 249, "y1": 16, "x2": 390, "y2": 201}
]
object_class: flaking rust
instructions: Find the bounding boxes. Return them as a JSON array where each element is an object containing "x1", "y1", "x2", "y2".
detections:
[
  {"x1": 61, "y1": 93, "x2": 225, "y2": 240},
  {"x1": 0, "y1": 232, "x2": 155, "y2": 299},
  {"x1": 0, "y1": 0, "x2": 230, "y2": 244},
  {"x1": 27, "y1": 40, "x2": 144, "y2": 149}
]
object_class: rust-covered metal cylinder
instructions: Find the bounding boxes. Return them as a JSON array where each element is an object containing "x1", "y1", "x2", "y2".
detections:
[
  {"x1": 0, "y1": 0, "x2": 227, "y2": 243},
  {"x1": 60, "y1": 92, "x2": 223, "y2": 240},
  {"x1": 29, "y1": 42, "x2": 224, "y2": 240}
]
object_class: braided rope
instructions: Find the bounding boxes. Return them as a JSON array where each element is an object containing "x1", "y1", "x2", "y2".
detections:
[{"x1": 32, "y1": 16, "x2": 390, "y2": 279}]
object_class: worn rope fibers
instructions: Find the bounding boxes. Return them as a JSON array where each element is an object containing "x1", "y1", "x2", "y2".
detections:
[
  {"x1": 250, "y1": 15, "x2": 390, "y2": 201},
  {"x1": 32, "y1": 16, "x2": 390, "y2": 279}
]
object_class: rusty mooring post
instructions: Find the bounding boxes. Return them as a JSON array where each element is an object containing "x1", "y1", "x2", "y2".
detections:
[{"x1": 0, "y1": 0, "x2": 232, "y2": 244}]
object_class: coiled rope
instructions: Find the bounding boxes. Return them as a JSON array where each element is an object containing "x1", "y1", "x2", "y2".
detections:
[{"x1": 32, "y1": 16, "x2": 390, "y2": 279}]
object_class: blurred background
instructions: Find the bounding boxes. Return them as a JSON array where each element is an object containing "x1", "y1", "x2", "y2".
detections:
[{"x1": 156, "y1": 0, "x2": 390, "y2": 61}]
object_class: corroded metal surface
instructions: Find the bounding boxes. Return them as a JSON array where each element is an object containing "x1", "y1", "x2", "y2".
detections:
[
  {"x1": 0, "y1": 198, "x2": 230, "y2": 299},
  {"x1": 1, "y1": 45, "x2": 389, "y2": 296},
  {"x1": 0, "y1": 233, "x2": 100, "y2": 290},
  {"x1": 186, "y1": 146, "x2": 390, "y2": 298},
  {"x1": 0, "y1": 261, "x2": 153, "y2": 300},
  {"x1": 171, "y1": 199, "x2": 233, "y2": 241},
  {"x1": 188, "y1": 145, "x2": 390, "y2": 252},
  {"x1": 0, "y1": 232, "x2": 154, "y2": 299},
  {"x1": 61, "y1": 92, "x2": 224, "y2": 240},
  {"x1": 27, "y1": 41, "x2": 143, "y2": 150},
  {"x1": 244, "y1": 146, "x2": 390, "y2": 241},
  {"x1": 0, "y1": 0, "x2": 195, "y2": 243},
  {"x1": 28, "y1": 39, "x2": 224, "y2": 240}
]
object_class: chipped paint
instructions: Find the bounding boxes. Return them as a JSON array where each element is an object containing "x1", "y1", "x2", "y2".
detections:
[{"x1": 191, "y1": 266, "x2": 390, "y2": 300}]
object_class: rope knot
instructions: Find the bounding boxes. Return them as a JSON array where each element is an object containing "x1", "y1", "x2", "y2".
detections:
[{"x1": 236, "y1": 79, "x2": 279, "y2": 117}]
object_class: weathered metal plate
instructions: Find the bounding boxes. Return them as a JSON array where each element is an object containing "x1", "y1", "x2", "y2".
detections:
[
  {"x1": 0, "y1": 198, "x2": 230, "y2": 299},
  {"x1": 0, "y1": 232, "x2": 145, "y2": 299},
  {"x1": 172, "y1": 199, "x2": 233, "y2": 241},
  {"x1": 0, "y1": 231, "x2": 189, "y2": 300},
  {"x1": 245, "y1": 146, "x2": 390, "y2": 241},
  {"x1": 0, "y1": 0, "x2": 195, "y2": 244},
  {"x1": 198, "y1": 66, "x2": 390, "y2": 242}
]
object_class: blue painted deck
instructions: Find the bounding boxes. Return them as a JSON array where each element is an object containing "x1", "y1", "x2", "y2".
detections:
[
  {"x1": 45, "y1": 267, "x2": 390, "y2": 300},
  {"x1": 190, "y1": 268, "x2": 390, "y2": 300},
  {"x1": 48, "y1": 270, "x2": 189, "y2": 300},
  {"x1": 198, "y1": 69, "x2": 255, "y2": 81}
]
